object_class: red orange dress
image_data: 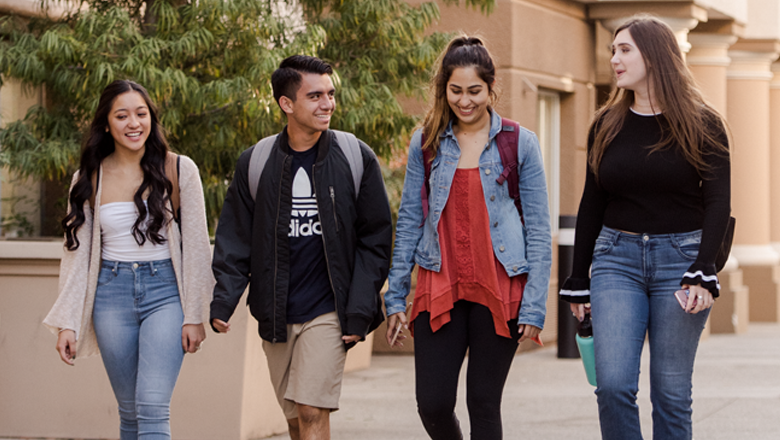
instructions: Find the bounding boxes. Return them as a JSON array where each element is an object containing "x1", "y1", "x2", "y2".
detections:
[{"x1": 410, "y1": 167, "x2": 527, "y2": 338}]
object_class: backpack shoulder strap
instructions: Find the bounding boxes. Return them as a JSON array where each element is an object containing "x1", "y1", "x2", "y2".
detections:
[
  {"x1": 248, "y1": 134, "x2": 278, "y2": 202},
  {"x1": 494, "y1": 118, "x2": 523, "y2": 219},
  {"x1": 332, "y1": 130, "x2": 364, "y2": 200}
]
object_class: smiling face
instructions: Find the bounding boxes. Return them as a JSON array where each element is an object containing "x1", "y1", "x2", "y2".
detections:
[
  {"x1": 446, "y1": 66, "x2": 492, "y2": 127},
  {"x1": 611, "y1": 28, "x2": 649, "y2": 92},
  {"x1": 107, "y1": 91, "x2": 151, "y2": 155},
  {"x1": 281, "y1": 72, "x2": 336, "y2": 135}
]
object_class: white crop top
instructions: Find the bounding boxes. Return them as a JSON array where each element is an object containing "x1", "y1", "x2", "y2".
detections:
[{"x1": 100, "y1": 201, "x2": 171, "y2": 262}]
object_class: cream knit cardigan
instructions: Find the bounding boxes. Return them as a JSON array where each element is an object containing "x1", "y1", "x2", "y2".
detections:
[{"x1": 43, "y1": 155, "x2": 215, "y2": 358}]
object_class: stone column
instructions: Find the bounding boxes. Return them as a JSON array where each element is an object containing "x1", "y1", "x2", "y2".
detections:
[
  {"x1": 688, "y1": 33, "x2": 738, "y2": 113},
  {"x1": 727, "y1": 45, "x2": 780, "y2": 322},
  {"x1": 687, "y1": 33, "x2": 749, "y2": 333},
  {"x1": 770, "y1": 62, "x2": 780, "y2": 255},
  {"x1": 769, "y1": 62, "x2": 780, "y2": 307}
]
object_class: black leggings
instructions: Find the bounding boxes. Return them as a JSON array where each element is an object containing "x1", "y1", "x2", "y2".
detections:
[{"x1": 413, "y1": 300, "x2": 521, "y2": 440}]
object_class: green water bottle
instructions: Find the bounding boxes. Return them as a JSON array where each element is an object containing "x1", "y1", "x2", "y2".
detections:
[{"x1": 575, "y1": 312, "x2": 597, "y2": 387}]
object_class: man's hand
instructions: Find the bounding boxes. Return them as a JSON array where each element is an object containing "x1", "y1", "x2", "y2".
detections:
[
  {"x1": 56, "y1": 329, "x2": 77, "y2": 366},
  {"x1": 211, "y1": 318, "x2": 231, "y2": 333},
  {"x1": 182, "y1": 323, "x2": 206, "y2": 353},
  {"x1": 342, "y1": 334, "x2": 362, "y2": 344}
]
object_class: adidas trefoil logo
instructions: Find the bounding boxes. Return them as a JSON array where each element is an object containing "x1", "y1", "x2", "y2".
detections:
[{"x1": 290, "y1": 167, "x2": 322, "y2": 237}]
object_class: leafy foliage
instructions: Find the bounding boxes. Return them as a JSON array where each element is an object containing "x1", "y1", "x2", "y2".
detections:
[{"x1": 0, "y1": 0, "x2": 493, "y2": 231}]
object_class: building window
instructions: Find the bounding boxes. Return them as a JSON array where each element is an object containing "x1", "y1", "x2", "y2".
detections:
[{"x1": 537, "y1": 89, "x2": 560, "y2": 235}]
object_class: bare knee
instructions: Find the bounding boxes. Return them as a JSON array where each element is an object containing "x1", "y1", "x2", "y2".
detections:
[
  {"x1": 297, "y1": 404, "x2": 330, "y2": 440},
  {"x1": 297, "y1": 404, "x2": 328, "y2": 425}
]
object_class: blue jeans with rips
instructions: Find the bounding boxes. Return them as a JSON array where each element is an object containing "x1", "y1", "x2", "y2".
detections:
[
  {"x1": 590, "y1": 226, "x2": 710, "y2": 440},
  {"x1": 93, "y1": 259, "x2": 185, "y2": 440}
]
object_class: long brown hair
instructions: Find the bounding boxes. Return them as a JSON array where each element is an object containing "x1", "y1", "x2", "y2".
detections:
[
  {"x1": 589, "y1": 15, "x2": 729, "y2": 180},
  {"x1": 421, "y1": 35, "x2": 498, "y2": 158}
]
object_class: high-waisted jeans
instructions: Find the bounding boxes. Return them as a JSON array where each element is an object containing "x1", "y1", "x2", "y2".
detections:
[
  {"x1": 590, "y1": 226, "x2": 710, "y2": 440},
  {"x1": 93, "y1": 259, "x2": 185, "y2": 440}
]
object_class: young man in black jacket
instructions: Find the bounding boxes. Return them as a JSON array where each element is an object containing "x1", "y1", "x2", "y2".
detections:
[{"x1": 210, "y1": 55, "x2": 392, "y2": 440}]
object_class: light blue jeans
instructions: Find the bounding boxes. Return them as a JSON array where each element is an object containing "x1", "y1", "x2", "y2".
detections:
[
  {"x1": 590, "y1": 226, "x2": 710, "y2": 440},
  {"x1": 93, "y1": 259, "x2": 185, "y2": 440}
]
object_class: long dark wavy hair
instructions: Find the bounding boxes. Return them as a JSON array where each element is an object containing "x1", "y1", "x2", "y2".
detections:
[
  {"x1": 63, "y1": 80, "x2": 173, "y2": 251},
  {"x1": 421, "y1": 35, "x2": 498, "y2": 159}
]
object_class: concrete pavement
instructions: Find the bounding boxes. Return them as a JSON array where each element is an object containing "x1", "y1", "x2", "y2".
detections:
[
  {"x1": 1, "y1": 324, "x2": 776, "y2": 439},
  {"x1": 268, "y1": 323, "x2": 780, "y2": 439}
]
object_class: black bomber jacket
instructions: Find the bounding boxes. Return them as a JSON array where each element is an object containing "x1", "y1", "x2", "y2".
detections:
[{"x1": 210, "y1": 128, "x2": 393, "y2": 349}]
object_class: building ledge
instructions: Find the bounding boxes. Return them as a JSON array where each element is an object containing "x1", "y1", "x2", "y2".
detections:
[{"x1": 0, "y1": 239, "x2": 64, "y2": 260}]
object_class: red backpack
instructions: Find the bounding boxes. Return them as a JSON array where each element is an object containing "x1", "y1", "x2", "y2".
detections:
[{"x1": 420, "y1": 118, "x2": 523, "y2": 225}]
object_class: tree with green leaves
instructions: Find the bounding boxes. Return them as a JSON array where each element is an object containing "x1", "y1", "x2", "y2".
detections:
[{"x1": 0, "y1": 0, "x2": 492, "y2": 232}]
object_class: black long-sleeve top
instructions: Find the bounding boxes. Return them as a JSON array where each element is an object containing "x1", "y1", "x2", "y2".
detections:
[{"x1": 560, "y1": 110, "x2": 730, "y2": 303}]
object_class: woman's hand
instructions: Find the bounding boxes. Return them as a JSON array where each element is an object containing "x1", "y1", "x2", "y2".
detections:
[
  {"x1": 518, "y1": 324, "x2": 541, "y2": 343},
  {"x1": 385, "y1": 312, "x2": 409, "y2": 348},
  {"x1": 570, "y1": 303, "x2": 588, "y2": 322},
  {"x1": 682, "y1": 284, "x2": 714, "y2": 314},
  {"x1": 56, "y1": 330, "x2": 77, "y2": 366},
  {"x1": 182, "y1": 323, "x2": 206, "y2": 353}
]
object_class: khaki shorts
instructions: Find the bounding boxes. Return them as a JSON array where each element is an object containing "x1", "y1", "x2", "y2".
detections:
[{"x1": 262, "y1": 311, "x2": 347, "y2": 419}]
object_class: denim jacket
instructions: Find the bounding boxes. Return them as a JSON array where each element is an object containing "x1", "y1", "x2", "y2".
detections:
[{"x1": 385, "y1": 111, "x2": 552, "y2": 329}]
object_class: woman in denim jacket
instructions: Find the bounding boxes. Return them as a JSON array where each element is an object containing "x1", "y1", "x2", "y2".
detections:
[{"x1": 384, "y1": 36, "x2": 552, "y2": 439}]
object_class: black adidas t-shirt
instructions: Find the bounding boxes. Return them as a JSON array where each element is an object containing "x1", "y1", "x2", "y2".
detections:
[{"x1": 287, "y1": 144, "x2": 335, "y2": 323}]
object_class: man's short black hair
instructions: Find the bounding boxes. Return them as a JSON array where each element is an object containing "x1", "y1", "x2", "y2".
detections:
[{"x1": 271, "y1": 55, "x2": 334, "y2": 107}]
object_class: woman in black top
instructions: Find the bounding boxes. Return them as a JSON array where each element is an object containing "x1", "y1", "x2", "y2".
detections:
[{"x1": 560, "y1": 16, "x2": 730, "y2": 440}]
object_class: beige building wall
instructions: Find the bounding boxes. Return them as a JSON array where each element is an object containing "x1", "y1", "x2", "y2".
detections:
[
  {"x1": 727, "y1": 0, "x2": 780, "y2": 321},
  {"x1": 771, "y1": 63, "x2": 780, "y2": 247},
  {"x1": 688, "y1": 28, "x2": 750, "y2": 333}
]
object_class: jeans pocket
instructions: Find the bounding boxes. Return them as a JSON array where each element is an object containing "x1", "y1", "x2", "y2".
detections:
[
  {"x1": 97, "y1": 267, "x2": 116, "y2": 287},
  {"x1": 671, "y1": 231, "x2": 701, "y2": 260},
  {"x1": 673, "y1": 239, "x2": 700, "y2": 260},
  {"x1": 593, "y1": 236, "x2": 615, "y2": 256},
  {"x1": 155, "y1": 265, "x2": 178, "y2": 284}
]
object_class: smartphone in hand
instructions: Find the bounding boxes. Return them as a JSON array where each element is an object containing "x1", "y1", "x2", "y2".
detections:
[
  {"x1": 389, "y1": 302, "x2": 412, "y2": 346},
  {"x1": 390, "y1": 321, "x2": 404, "y2": 346},
  {"x1": 674, "y1": 289, "x2": 697, "y2": 310}
]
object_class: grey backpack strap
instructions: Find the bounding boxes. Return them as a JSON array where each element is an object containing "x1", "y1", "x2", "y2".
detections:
[
  {"x1": 332, "y1": 130, "x2": 364, "y2": 199},
  {"x1": 248, "y1": 135, "x2": 278, "y2": 202}
]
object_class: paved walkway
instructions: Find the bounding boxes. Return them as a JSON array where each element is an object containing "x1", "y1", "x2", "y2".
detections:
[
  {"x1": 2, "y1": 324, "x2": 776, "y2": 439},
  {"x1": 268, "y1": 323, "x2": 780, "y2": 440}
]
